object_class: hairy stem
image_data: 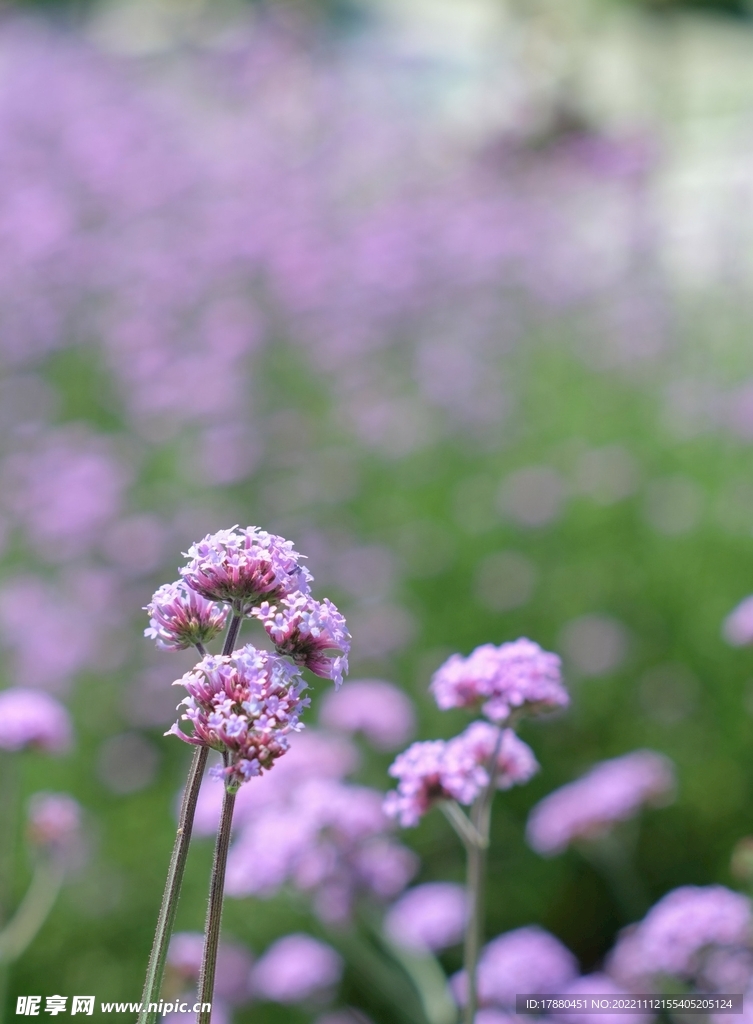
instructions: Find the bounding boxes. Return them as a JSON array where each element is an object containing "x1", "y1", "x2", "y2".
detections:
[
  {"x1": 137, "y1": 744, "x2": 209, "y2": 1024},
  {"x1": 196, "y1": 771, "x2": 236, "y2": 1024},
  {"x1": 222, "y1": 614, "x2": 242, "y2": 656},
  {"x1": 0, "y1": 859, "x2": 64, "y2": 964}
]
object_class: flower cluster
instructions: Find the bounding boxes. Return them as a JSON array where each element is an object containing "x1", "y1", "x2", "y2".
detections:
[
  {"x1": 384, "y1": 882, "x2": 468, "y2": 954},
  {"x1": 526, "y1": 750, "x2": 676, "y2": 856},
  {"x1": 144, "y1": 581, "x2": 229, "y2": 651},
  {"x1": 430, "y1": 638, "x2": 568, "y2": 723},
  {"x1": 0, "y1": 688, "x2": 72, "y2": 754},
  {"x1": 384, "y1": 723, "x2": 538, "y2": 827},
  {"x1": 224, "y1": 775, "x2": 417, "y2": 922},
  {"x1": 167, "y1": 648, "x2": 309, "y2": 790},
  {"x1": 251, "y1": 591, "x2": 350, "y2": 688},
  {"x1": 319, "y1": 679, "x2": 416, "y2": 751},
  {"x1": 608, "y1": 885, "x2": 752, "y2": 984},
  {"x1": 179, "y1": 526, "x2": 312, "y2": 611},
  {"x1": 27, "y1": 792, "x2": 82, "y2": 857},
  {"x1": 250, "y1": 934, "x2": 343, "y2": 1004},
  {"x1": 723, "y1": 596, "x2": 753, "y2": 647},
  {"x1": 452, "y1": 925, "x2": 579, "y2": 1008}
]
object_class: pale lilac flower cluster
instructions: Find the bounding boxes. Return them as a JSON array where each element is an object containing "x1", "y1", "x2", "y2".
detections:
[
  {"x1": 144, "y1": 581, "x2": 228, "y2": 651},
  {"x1": 224, "y1": 775, "x2": 417, "y2": 922},
  {"x1": 0, "y1": 688, "x2": 72, "y2": 753},
  {"x1": 167, "y1": 932, "x2": 254, "y2": 1005},
  {"x1": 319, "y1": 679, "x2": 416, "y2": 751},
  {"x1": 723, "y1": 596, "x2": 753, "y2": 647},
  {"x1": 452, "y1": 925, "x2": 578, "y2": 1008},
  {"x1": 179, "y1": 526, "x2": 312, "y2": 611},
  {"x1": 251, "y1": 591, "x2": 350, "y2": 688},
  {"x1": 167, "y1": 648, "x2": 308, "y2": 790},
  {"x1": 384, "y1": 882, "x2": 468, "y2": 953},
  {"x1": 561, "y1": 974, "x2": 652, "y2": 1024},
  {"x1": 384, "y1": 724, "x2": 538, "y2": 827},
  {"x1": 430, "y1": 639, "x2": 568, "y2": 723},
  {"x1": 526, "y1": 750, "x2": 676, "y2": 855},
  {"x1": 250, "y1": 934, "x2": 343, "y2": 1004},
  {"x1": 608, "y1": 886, "x2": 752, "y2": 984},
  {"x1": 27, "y1": 793, "x2": 82, "y2": 853}
]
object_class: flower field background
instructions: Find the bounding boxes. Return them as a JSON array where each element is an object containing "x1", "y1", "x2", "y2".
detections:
[{"x1": 4, "y1": 1, "x2": 753, "y2": 1021}]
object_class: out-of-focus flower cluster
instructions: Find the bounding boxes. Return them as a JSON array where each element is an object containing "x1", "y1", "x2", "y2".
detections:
[
  {"x1": 194, "y1": 692, "x2": 419, "y2": 923},
  {"x1": 526, "y1": 750, "x2": 676, "y2": 855}
]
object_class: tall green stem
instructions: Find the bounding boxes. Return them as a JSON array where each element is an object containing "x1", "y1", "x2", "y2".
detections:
[
  {"x1": 0, "y1": 859, "x2": 64, "y2": 965},
  {"x1": 196, "y1": 771, "x2": 236, "y2": 1024},
  {"x1": 137, "y1": 745, "x2": 209, "y2": 1024},
  {"x1": 138, "y1": 616, "x2": 241, "y2": 1024},
  {"x1": 461, "y1": 725, "x2": 504, "y2": 1024}
]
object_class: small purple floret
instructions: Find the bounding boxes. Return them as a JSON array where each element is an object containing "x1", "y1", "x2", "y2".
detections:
[
  {"x1": 251, "y1": 591, "x2": 350, "y2": 687},
  {"x1": 0, "y1": 688, "x2": 72, "y2": 753},
  {"x1": 180, "y1": 525, "x2": 312, "y2": 610},
  {"x1": 430, "y1": 638, "x2": 568, "y2": 723},
  {"x1": 27, "y1": 792, "x2": 82, "y2": 852},
  {"x1": 144, "y1": 580, "x2": 229, "y2": 651}
]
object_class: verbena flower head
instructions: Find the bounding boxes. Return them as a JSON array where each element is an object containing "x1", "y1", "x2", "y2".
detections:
[
  {"x1": 560, "y1": 974, "x2": 652, "y2": 1024},
  {"x1": 526, "y1": 749, "x2": 676, "y2": 856},
  {"x1": 430, "y1": 638, "x2": 568, "y2": 723},
  {"x1": 609, "y1": 885, "x2": 751, "y2": 982},
  {"x1": 319, "y1": 679, "x2": 416, "y2": 751},
  {"x1": 144, "y1": 580, "x2": 229, "y2": 651},
  {"x1": 225, "y1": 776, "x2": 417, "y2": 923},
  {"x1": 180, "y1": 525, "x2": 311, "y2": 610},
  {"x1": 0, "y1": 688, "x2": 72, "y2": 753},
  {"x1": 249, "y1": 934, "x2": 343, "y2": 1004},
  {"x1": 452, "y1": 925, "x2": 578, "y2": 1008},
  {"x1": 167, "y1": 646, "x2": 309, "y2": 791},
  {"x1": 27, "y1": 792, "x2": 82, "y2": 855},
  {"x1": 251, "y1": 591, "x2": 350, "y2": 688},
  {"x1": 384, "y1": 724, "x2": 538, "y2": 827},
  {"x1": 723, "y1": 596, "x2": 753, "y2": 646},
  {"x1": 384, "y1": 882, "x2": 468, "y2": 953}
]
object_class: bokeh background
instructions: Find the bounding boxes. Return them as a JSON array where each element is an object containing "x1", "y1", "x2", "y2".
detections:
[{"x1": 4, "y1": 0, "x2": 753, "y2": 1019}]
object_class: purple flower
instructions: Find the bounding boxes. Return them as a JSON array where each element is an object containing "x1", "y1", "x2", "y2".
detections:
[
  {"x1": 251, "y1": 591, "x2": 350, "y2": 687},
  {"x1": 0, "y1": 688, "x2": 72, "y2": 753},
  {"x1": 180, "y1": 526, "x2": 312, "y2": 610},
  {"x1": 144, "y1": 580, "x2": 229, "y2": 651},
  {"x1": 723, "y1": 596, "x2": 753, "y2": 646},
  {"x1": 384, "y1": 882, "x2": 468, "y2": 953},
  {"x1": 250, "y1": 934, "x2": 343, "y2": 1004},
  {"x1": 167, "y1": 932, "x2": 253, "y2": 1004},
  {"x1": 27, "y1": 792, "x2": 82, "y2": 857},
  {"x1": 384, "y1": 724, "x2": 538, "y2": 827},
  {"x1": 430, "y1": 639, "x2": 568, "y2": 723},
  {"x1": 452, "y1": 926, "x2": 578, "y2": 1008},
  {"x1": 192, "y1": 729, "x2": 360, "y2": 835},
  {"x1": 167, "y1": 646, "x2": 309, "y2": 790},
  {"x1": 560, "y1": 974, "x2": 652, "y2": 1024},
  {"x1": 608, "y1": 886, "x2": 751, "y2": 982},
  {"x1": 319, "y1": 679, "x2": 416, "y2": 751},
  {"x1": 224, "y1": 776, "x2": 417, "y2": 923},
  {"x1": 526, "y1": 750, "x2": 676, "y2": 856}
]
